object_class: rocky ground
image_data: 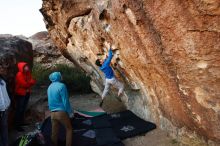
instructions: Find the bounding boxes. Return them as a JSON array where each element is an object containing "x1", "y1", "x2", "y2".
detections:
[{"x1": 9, "y1": 87, "x2": 183, "y2": 146}]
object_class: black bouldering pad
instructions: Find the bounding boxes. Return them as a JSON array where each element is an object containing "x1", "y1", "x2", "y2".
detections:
[
  {"x1": 40, "y1": 110, "x2": 156, "y2": 146},
  {"x1": 109, "y1": 111, "x2": 156, "y2": 139},
  {"x1": 95, "y1": 128, "x2": 121, "y2": 146}
]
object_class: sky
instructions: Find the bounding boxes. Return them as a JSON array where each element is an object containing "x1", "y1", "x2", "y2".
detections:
[{"x1": 0, "y1": 0, "x2": 46, "y2": 37}]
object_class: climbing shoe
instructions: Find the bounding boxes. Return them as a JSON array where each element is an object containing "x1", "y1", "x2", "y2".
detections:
[
  {"x1": 116, "y1": 97, "x2": 122, "y2": 102},
  {"x1": 99, "y1": 100, "x2": 104, "y2": 107}
]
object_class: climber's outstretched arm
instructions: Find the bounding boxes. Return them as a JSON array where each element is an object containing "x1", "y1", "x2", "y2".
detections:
[{"x1": 103, "y1": 48, "x2": 113, "y2": 66}]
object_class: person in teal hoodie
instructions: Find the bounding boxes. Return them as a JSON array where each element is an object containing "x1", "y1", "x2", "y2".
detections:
[
  {"x1": 47, "y1": 72, "x2": 73, "y2": 146},
  {"x1": 95, "y1": 47, "x2": 124, "y2": 107}
]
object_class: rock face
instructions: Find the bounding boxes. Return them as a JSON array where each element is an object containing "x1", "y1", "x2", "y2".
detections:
[
  {"x1": 40, "y1": 0, "x2": 220, "y2": 144},
  {"x1": 0, "y1": 35, "x2": 33, "y2": 95},
  {"x1": 29, "y1": 31, "x2": 72, "y2": 68}
]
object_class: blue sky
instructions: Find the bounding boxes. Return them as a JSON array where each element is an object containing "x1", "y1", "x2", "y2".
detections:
[{"x1": 0, "y1": 0, "x2": 46, "y2": 37}]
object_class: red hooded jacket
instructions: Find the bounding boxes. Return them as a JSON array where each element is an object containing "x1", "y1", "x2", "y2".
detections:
[{"x1": 15, "y1": 62, "x2": 36, "y2": 96}]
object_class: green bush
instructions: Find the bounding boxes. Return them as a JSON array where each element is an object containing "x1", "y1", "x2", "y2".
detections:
[
  {"x1": 32, "y1": 63, "x2": 52, "y2": 86},
  {"x1": 32, "y1": 63, "x2": 92, "y2": 93}
]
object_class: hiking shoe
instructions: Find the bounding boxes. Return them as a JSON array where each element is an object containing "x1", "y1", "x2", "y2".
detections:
[
  {"x1": 15, "y1": 126, "x2": 25, "y2": 132},
  {"x1": 99, "y1": 100, "x2": 104, "y2": 107}
]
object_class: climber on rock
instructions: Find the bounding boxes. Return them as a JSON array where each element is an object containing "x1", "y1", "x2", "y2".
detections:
[{"x1": 95, "y1": 44, "x2": 124, "y2": 107}]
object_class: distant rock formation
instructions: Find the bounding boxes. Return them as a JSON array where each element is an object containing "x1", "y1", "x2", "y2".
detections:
[
  {"x1": 29, "y1": 31, "x2": 72, "y2": 68},
  {"x1": 41, "y1": 0, "x2": 220, "y2": 145}
]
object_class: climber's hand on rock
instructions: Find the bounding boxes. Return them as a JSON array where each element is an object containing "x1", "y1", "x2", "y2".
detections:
[{"x1": 105, "y1": 42, "x2": 111, "y2": 49}]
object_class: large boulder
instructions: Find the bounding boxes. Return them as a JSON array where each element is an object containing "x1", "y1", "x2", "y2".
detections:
[
  {"x1": 0, "y1": 35, "x2": 33, "y2": 95},
  {"x1": 40, "y1": 0, "x2": 220, "y2": 144}
]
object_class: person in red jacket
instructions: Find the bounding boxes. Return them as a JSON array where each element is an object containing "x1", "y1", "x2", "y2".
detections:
[{"x1": 14, "y1": 62, "x2": 36, "y2": 131}]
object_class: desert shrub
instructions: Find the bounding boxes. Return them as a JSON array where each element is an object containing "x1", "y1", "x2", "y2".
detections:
[{"x1": 32, "y1": 63, "x2": 92, "y2": 93}]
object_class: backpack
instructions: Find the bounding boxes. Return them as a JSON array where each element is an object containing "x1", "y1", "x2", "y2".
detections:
[{"x1": 13, "y1": 131, "x2": 45, "y2": 146}]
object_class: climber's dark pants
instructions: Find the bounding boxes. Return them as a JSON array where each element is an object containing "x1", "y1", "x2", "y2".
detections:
[
  {"x1": 0, "y1": 110, "x2": 9, "y2": 146},
  {"x1": 14, "y1": 93, "x2": 30, "y2": 127}
]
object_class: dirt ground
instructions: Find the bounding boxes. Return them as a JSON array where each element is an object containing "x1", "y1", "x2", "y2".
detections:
[{"x1": 9, "y1": 88, "x2": 183, "y2": 146}]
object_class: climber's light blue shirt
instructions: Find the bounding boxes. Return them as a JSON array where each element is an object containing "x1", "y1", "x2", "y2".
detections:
[
  {"x1": 47, "y1": 72, "x2": 73, "y2": 117},
  {"x1": 100, "y1": 49, "x2": 114, "y2": 79}
]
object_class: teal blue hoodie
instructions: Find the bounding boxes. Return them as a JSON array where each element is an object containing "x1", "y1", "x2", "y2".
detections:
[{"x1": 47, "y1": 72, "x2": 73, "y2": 117}]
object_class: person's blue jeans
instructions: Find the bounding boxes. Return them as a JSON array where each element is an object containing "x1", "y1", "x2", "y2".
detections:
[
  {"x1": 14, "y1": 93, "x2": 30, "y2": 127},
  {"x1": 0, "y1": 110, "x2": 9, "y2": 146}
]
